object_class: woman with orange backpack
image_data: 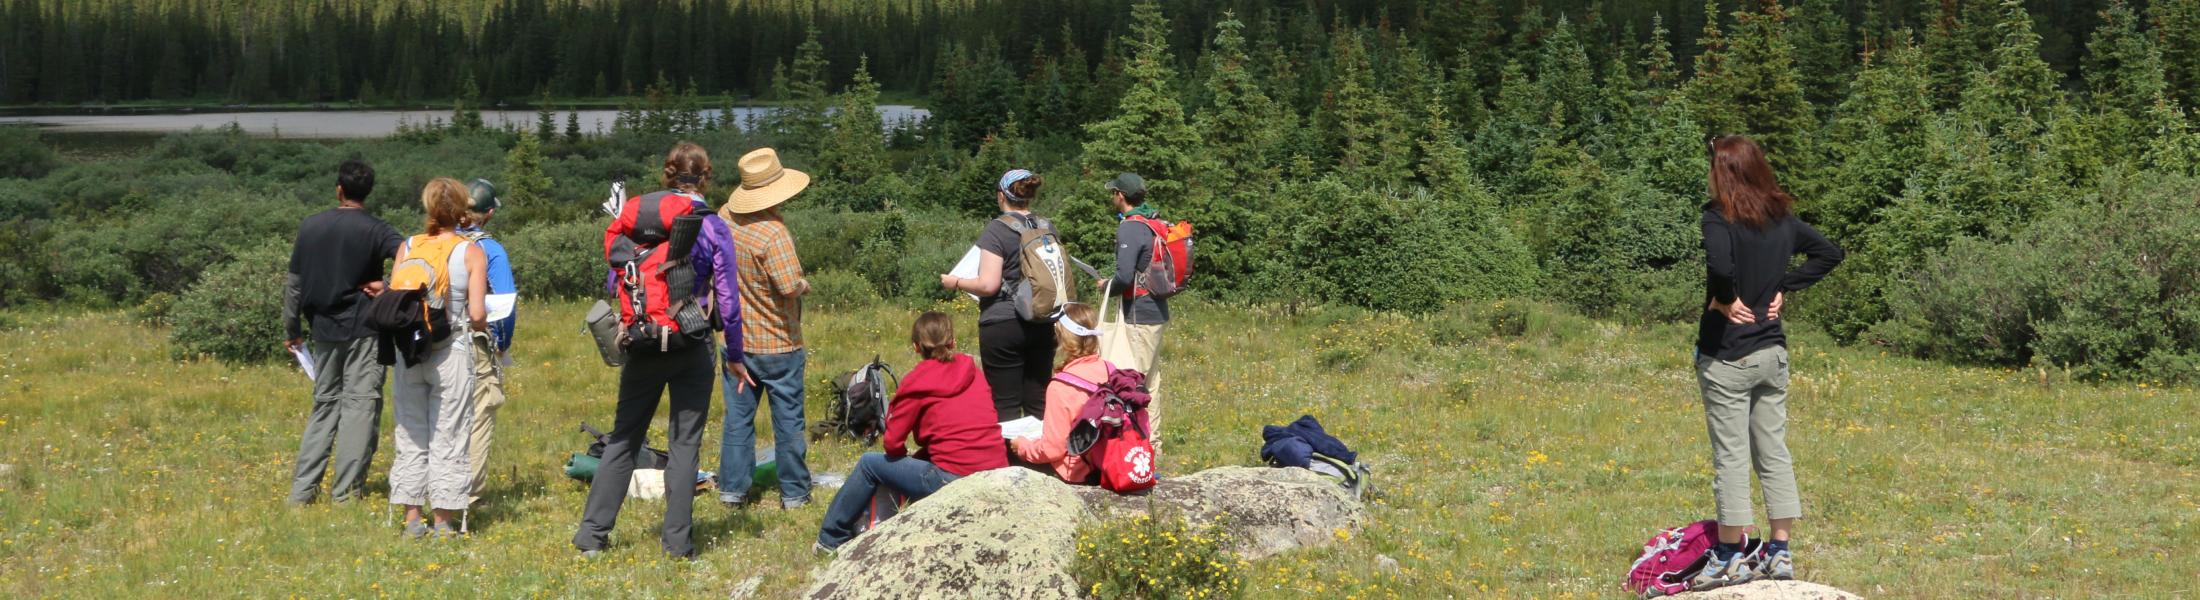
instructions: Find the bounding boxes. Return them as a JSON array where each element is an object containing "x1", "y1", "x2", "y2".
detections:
[{"x1": 385, "y1": 177, "x2": 489, "y2": 539}]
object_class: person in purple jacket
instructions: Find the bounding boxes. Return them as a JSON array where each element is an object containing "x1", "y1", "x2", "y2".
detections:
[{"x1": 574, "y1": 142, "x2": 750, "y2": 560}]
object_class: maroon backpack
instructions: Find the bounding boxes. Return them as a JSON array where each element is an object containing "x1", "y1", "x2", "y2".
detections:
[
  {"x1": 1624, "y1": 520, "x2": 1757, "y2": 597},
  {"x1": 1060, "y1": 365, "x2": 1157, "y2": 492}
]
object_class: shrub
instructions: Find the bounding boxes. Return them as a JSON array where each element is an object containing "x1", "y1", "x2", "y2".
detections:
[
  {"x1": 46, "y1": 189, "x2": 308, "y2": 303},
  {"x1": 0, "y1": 126, "x2": 61, "y2": 180},
  {"x1": 807, "y1": 269, "x2": 881, "y2": 310},
  {"x1": 1070, "y1": 512, "x2": 1245, "y2": 600},
  {"x1": 1871, "y1": 174, "x2": 2200, "y2": 381},
  {"x1": 170, "y1": 240, "x2": 289, "y2": 364},
  {"x1": 1270, "y1": 177, "x2": 1537, "y2": 314},
  {"x1": 501, "y1": 219, "x2": 605, "y2": 300}
]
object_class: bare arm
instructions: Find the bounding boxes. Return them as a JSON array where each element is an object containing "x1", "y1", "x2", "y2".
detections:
[{"x1": 466, "y1": 244, "x2": 489, "y2": 330}]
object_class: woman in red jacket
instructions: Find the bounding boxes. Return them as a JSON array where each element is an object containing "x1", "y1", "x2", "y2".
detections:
[{"x1": 815, "y1": 311, "x2": 1008, "y2": 552}]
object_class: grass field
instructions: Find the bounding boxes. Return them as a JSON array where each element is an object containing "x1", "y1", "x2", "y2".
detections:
[{"x1": 1, "y1": 298, "x2": 2195, "y2": 598}]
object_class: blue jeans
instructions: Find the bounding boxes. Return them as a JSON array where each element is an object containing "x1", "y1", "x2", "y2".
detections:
[
  {"x1": 817, "y1": 452, "x2": 960, "y2": 549},
  {"x1": 719, "y1": 349, "x2": 811, "y2": 504}
]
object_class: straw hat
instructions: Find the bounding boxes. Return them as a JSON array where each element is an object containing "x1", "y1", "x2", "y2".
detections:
[{"x1": 724, "y1": 148, "x2": 810, "y2": 215}]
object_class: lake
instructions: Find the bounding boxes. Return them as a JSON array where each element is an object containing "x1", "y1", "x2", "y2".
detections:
[{"x1": 0, "y1": 106, "x2": 929, "y2": 138}]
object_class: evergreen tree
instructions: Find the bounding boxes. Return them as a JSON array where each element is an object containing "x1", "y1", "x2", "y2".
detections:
[
  {"x1": 2155, "y1": 0, "x2": 2200, "y2": 109},
  {"x1": 1081, "y1": 1, "x2": 1206, "y2": 203},
  {"x1": 1957, "y1": 0, "x2": 2063, "y2": 139},
  {"x1": 1537, "y1": 17, "x2": 1595, "y2": 136},
  {"x1": 1789, "y1": 0, "x2": 1856, "y2": 110},
  {"x1": 564, "y1": 110, "x2": 582, "y2": 143},
  {"x1": 1641, "y1": 13, "x2": 1681, "y2": 91},
  {"x1": 1818, "y1": 39, "x2": 1936, "y2": 239},
  {"x1": 1470, "y1": 60, "x2": 1554, "y2": 200},
  {"x1": 452, "y1": 73, "x2": 486, "y2": 132},
  {"x1": 784, "y1": 25, "x2": 833, "y2": 147},
  {"x1": 819, "y1": 56, "x2": 890, "y2": 211},
  {"x1": 536, "y1": 91, "x2": 557, "y2": 142},
  {"x1": 2083, "y1": 0, "x2": 2167, "y2": 118},
  {"x1": 501, "y1": 132, "x2": 553, "y2": 224},
  {"x1": 1688, "y1": 0, "x2": 1814, "y2": 161},
  {"x1": 1195, "y1": 15, "x2": 1282, "y2": 192},
  {"x1": 1316, "y1": 29, "x2": 1414, "y2": 186}
]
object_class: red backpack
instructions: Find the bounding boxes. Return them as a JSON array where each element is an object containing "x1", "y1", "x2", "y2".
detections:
[
  {"x1": 1124, "y1": 215, "x2": 1193, "y2": 299},
  {"x1": 1060, "y1": 365, "x2": 1158, "y2": 493},
  {"x1": 1623, "y1": 520, "x2": 1756, "y2": 597},
  {"x1": 604, "y1": 191, "x2": 714, "y2": 353}
]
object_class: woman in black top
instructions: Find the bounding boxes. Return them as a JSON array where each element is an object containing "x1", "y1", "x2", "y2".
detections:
[
  {"x1": 1687, "y1": 135, "x2": 1844, "y2": 590},
  {"x1": 938, "y1": 169, "x2": 1058, "y2": 422}
]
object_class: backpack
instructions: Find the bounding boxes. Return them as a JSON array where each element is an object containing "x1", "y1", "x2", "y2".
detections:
[
  {"x1": 812, "y1": 358, "x2": 897, "y2": 444},
  {"x1": 1306, "y1": 453, "x2": 1374, "y2": 501},
  {"x1": 1623, "y1": 520, "x2": 1754, "y2": 598},
  {"x1": 606, "y1": 191, "x2": 714, "y2": 354},
  {"x1": 1059, "y1": 365, "x2": 1158, "y2": 493},
  {"x1": 998, "y1": 214, "x2": 1073, "y2": 323},
  {"x1": 382, "y1": 234, "x2": 468, "y2": 341},
  {"x1": 1124, "y1": 215, "x2": 1193, "y2": 299}
]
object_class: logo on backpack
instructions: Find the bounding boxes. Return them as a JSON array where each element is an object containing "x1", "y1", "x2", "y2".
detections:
[
  {"x1": 606, "y1": 191, "x2": 715, "y2": 353},
  {"x1": 1060, "y1": 365, "x2": 1158, "y2": 493},
  {"x1": 999, "y1": 214, "x2": 1073, "y2": 323},
  {"x1": 1125, "y1": 215, "x2": 1193, "y2": 299}
]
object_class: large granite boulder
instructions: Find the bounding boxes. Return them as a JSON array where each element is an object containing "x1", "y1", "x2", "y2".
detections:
[
  {"x1": 805, "y1": 468, "x2": 1089, "y2": 600},
  {"x1": 806, "y1": 465, "x2": 1367, "y2": 599},
  {"x1": 1072, "y1": 466, "x2": 1366, "y2": 560},
  {"x1": 1681, "y1": 581, "x2": 1862, "y2": 599}
]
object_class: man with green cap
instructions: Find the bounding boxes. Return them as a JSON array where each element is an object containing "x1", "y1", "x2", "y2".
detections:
[
  {"x1": 1100, "y1": 172, "x2": 1174, "y2": 438},
  {"x1": 459, "y1": 178, "x2": 517, "y2": 503}
]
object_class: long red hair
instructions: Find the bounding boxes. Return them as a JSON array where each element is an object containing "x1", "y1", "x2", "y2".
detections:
[{"x1": 1708, "y1": 135, "x2": 1794, "y2": 230}]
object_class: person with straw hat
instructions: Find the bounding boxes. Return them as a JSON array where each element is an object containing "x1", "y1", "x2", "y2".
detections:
[{"x1": 716, "y1": 148, "x2": 816, "y2": 510}]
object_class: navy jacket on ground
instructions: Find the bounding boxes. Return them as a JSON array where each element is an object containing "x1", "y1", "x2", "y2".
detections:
[{"x1": 1259, "y1": 415, "x2": 1356, "y2": 468}]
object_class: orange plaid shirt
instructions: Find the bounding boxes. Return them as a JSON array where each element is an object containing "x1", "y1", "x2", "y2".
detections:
[{"x1": 728, "y1": 212, "x2": 805, "y2": 353}]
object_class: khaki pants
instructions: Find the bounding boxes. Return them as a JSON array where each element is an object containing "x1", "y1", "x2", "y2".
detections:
[
  {"x1": 1696, "y1": 345, "x2": 1800, "y2": 527},
  {"x1": 390, "y1": 338, "x2": 474, "y2": 511},
  {"x1": 465, "y1": 332, "x2": 506, "y2": 501},
  {"x1": 1100, "y1": 322, "x2": 1166, "y2": 438}
]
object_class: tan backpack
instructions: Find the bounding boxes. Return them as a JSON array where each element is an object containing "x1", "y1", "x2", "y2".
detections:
[{"x1": 998, "y1": 214, "x2": 1073, "y2": 322}]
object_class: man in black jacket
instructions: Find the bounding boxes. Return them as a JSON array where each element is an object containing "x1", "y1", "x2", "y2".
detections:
[{"x1": 284, "y1": 159, "x2": 404, "y2": 505}]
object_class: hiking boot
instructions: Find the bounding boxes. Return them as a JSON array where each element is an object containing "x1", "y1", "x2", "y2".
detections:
[
  {"x1": 1754, "y1": 548, "x2": 1795, "y2": 580},
  {"x1": 578, "y1": 549, "x2": 603, "y2": 560},
  {"x1": 432, "y1": 522, "x2": 462, "y2": 539},
  {"x1": 781, "y1": 496, "x2": 811, "y2": 510},
  {"x1": 1687, "y1": 550, "x2": 1755, "y2": 591},
  {"x1": 402, "y1": 519, "x2": 431, "y2": 539},
  {"x1": 812, "y1": 541, "x2": 835, "y2": 557}
]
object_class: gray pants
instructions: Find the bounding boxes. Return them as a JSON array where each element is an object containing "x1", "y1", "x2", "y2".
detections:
[
  {"x1": 390, "y1": 339, "x2": 475, "y2": 511},
  {"x1": 288, "y1": 337, "x2": 387, "y2": 504},
  {"x1": 1696, "y1": 345, "x2": 1801, "y2": 527}
]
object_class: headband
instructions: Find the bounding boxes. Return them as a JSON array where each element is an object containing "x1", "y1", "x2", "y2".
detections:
[{"x1": 1056, "y1": 310, "x2": 1104, "y2": 338}]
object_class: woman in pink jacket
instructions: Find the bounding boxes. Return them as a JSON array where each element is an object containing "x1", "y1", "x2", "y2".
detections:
[{"x1": 1011, "y1": 303, "x2": 1103, "y2": 484}]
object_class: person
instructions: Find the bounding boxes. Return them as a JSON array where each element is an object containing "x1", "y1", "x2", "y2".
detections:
[
  {"x1": 1687, "y1": 135, "x2": 1844, "y2": 590},
  {"x1": 716, "y1": 148, "x2": 815, "y2": 510},
  {"x1": 387, "y1": 177, "x2": 490, "y2": 538},
  {"x1": 815, "y1": 311, "x2": 1007, "y2": 553},
  {"x1": 1010, "y1": 303, "x2": 1103, "y2": 483},
  {"x1": 458, "y1": 179, "x2": 517, "y2": 503},
  {"x1": 284, "y1": 159, "x2": 404, "y2": 505},
  {"x1": 1096, "y1": 172, "x2": 1172, "y2": 438},
  {"x1": 574, "y1": 142, "x2": 749, "y2": 559},
  {"x1": 939, "y1": 169, "x2": 1057, "y2": 422}
]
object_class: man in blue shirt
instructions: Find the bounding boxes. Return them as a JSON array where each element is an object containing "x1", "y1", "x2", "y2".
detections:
[{"x1": 460, "y1": 179, "x2": 518, "y2": 502}]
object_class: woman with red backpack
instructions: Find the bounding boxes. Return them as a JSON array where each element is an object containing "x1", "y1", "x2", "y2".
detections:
[
  {"x1": 814, "y1": 311, "x2": 1007, "y2": 553},
  {"x1": 1010, "y1": 303, "x2": 1104, "y2": 483},
  {"x1": 1686, "y1": 136, "x2": 1844, "y2": 590},
  {"x1": 572, "y1": 142, "x2": 750, "y2": 560}
]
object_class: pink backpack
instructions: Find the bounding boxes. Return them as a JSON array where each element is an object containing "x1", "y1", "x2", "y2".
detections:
[{"x1": 1623, "y1": 520, "x2": 1749, "y2": 598}]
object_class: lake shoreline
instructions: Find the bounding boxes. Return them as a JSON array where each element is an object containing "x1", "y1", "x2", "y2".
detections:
[{"x1": 0, "y1": 106, "x2": 930, "y2": 139}]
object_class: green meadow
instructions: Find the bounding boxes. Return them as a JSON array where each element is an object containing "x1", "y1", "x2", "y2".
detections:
[{"x1": 2, "y1": 298, "x2": 2193, "y2": 598}]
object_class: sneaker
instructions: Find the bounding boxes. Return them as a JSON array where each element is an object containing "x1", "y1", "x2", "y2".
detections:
[
  {"x1": 812, "y1": 541, "x2": 836, "y2": 557},
  {"x1": 781, "y1": 496, "x2": 811, "y2": 510},
  {"x1": 403, "y1": 519, "x2": 431, "y2": 539},
  {"x1": 1754, "y1": 548, "x2": 1795, "y2": 580},
  {"x1": 578, "y1": 549, "x2": 603, "y2": 560},
  {"x1": 1687, "y1": 550, "x2": 1756, "y2": 591},
  {"x1": 432, "y1": 522, "x2": 462, "y2": 539}
]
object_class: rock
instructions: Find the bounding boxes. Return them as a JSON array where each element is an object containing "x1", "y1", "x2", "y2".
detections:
[
  {"x1": 1072, "y1": 466, "x2": 1366, "y2": 560},
  {"x1": 726, "y1": 576, "x2": 760, "y2": 600},
  {"x1": 1681, "y1": 581, "x2": 1862, "y2": 599},
  {"x1": 1375, "y1": 554, "x2": 1400, "y2": 575},
  {"x1": 806, "y1": 468, "x2": 1088, "y2": 600}
]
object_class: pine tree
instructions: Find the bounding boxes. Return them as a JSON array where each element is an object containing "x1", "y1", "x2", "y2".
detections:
[
  {"x1": 785, "y1": 25, "x2": 833, "y2": 146},
  {"x1": 1688, "y1": 0, "x2": 1815, "y2": 160},
  {"x1": 1818, "y1": 39, "x2": 1935, "y2": 239},
  {"x1": 1195, "y1": 15, "x2": 1281, "y2": 192},
  {"x1": 1788, "y1": 0, "x2": 1855, "y2": 110},
  {"x1": 2084, "y1": 0, "x2": 2167, "y2": 118},
  {"x1": 452, "y1": 73, "x2": 485, "y2": 132},
  {"x1": 1641, "y1": 13, "x2": 1681, "y2": 91},
  {"x1": 1081, "y1": 1, "x2": 1206, "y2": 203},
  {"x1": 2156, "y1": 0, "x2": 2200, "y2": 109},
  {"x1": 564, "y1": 109, "x2": 582, "y2": 143},
  {"x1": 1316, "y1": 29, "x2": 1414, "y2": 185},
  {"x1": 535, "y1": 90, "x2": 557, "y2": 142},
  {"x1": 1537, "y1": 17, "x2": 1595, "y2": 136},
  {"x1": 1470, "y1": 60, "x2": 1554, "y2": 199},
  {"x1": 501, "y1": 132, "x2": 553, "y2": 224},
  {"x1": 1957, "y1": 0, "x2": 2063, "y2": 139},
  {"x1": 820, "y1": 56, "x2": 890, "y2": 210}
]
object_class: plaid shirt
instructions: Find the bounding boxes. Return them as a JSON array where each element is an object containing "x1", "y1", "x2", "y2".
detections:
[{"x1": 728, "y1": 212, "x2": 805, "y2": 354}]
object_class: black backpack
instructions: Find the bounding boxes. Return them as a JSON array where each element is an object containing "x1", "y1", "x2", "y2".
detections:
[{"x1": 811, "y1": 358, "x2": 897, "y2": 444}]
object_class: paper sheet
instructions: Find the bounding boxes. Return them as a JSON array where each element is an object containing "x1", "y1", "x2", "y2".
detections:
[
  {"x1": 949, "y1": 246, "x2": 984, "y2": 301},
  {"x1": 290, "y1": 347, "x2": 318, "y2": 382},
  {"x1": 485, "y1": 293, "x2": 517, "y2": 322},
  {"x1": 999, "y1": 416, "x2": 1044, "y2": 440}
]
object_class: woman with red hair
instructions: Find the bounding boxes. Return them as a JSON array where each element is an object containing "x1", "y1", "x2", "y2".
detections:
[{"x1": 1688, "y1": 135, "x2": 1844, "y2": 590}]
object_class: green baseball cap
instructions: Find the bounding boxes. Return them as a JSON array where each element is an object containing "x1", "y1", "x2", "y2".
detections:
[
  {"x1": 1105, "y1": 172, "x2": 1147, "y2": 201},
  {"x1": 467, "y1": 179, "x2": 501, "y2": 213}
]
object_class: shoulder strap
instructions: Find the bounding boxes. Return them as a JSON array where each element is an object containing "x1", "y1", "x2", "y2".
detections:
[
  {"x1": 1052, "y1": 371, "x2": 1100, "y2": 393},
  {"x1": 998, "y1": 213, "x2": 1033, "y2": 234}
]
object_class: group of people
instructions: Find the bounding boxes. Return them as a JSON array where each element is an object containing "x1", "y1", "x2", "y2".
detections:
[
  {"x1": 283, "y1": 163, "x2": 516, "y2": 541},
  {"x1": 279, "y1": 132, "x2": 1842, "y2": 586}
]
